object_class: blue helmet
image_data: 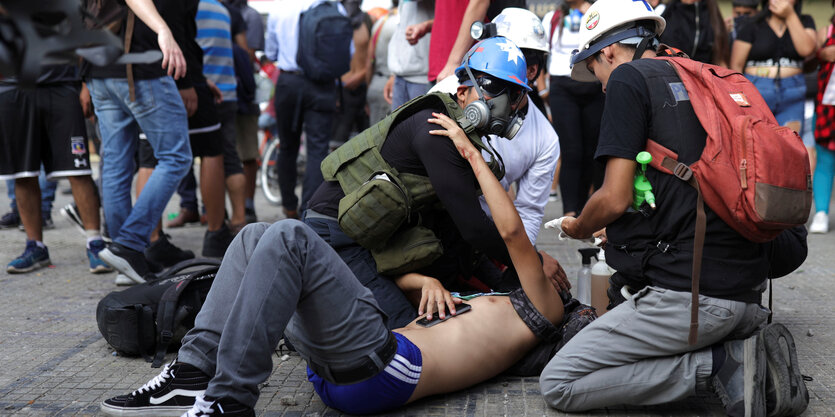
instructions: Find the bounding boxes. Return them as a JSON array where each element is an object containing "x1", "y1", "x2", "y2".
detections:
[{"x1": 454, "y1": 37, "x2": 532, "y2": 92}]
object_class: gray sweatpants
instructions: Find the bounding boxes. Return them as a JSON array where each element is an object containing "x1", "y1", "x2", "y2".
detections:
[
  {"x1": 178, "y1": 220, "x2": 391, "y2": 407},
  {"x1": 539, "y1": 286, "x2": 769, "y2": 411}
]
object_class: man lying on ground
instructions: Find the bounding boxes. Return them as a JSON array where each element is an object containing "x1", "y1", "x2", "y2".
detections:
[{"x1": 99, "y1": 80, "x2": 565, "y2": 417}]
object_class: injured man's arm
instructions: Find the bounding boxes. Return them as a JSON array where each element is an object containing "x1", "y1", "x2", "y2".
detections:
[{"x1": 98, "y1": 114, "x2": 566, "y2": 417}]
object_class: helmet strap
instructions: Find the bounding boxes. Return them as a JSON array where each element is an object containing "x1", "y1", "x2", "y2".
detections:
[
  {"x1": 463, "y1": 50, "x2": 488, "y2": 102},
  {"x1": 632, "y1": 36, "x2": 653, "y2": 61}
]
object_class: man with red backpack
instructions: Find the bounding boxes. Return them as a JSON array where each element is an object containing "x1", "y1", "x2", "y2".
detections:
[{"x1": 539, "y1": 0, "x2": 810, "y2": 415}]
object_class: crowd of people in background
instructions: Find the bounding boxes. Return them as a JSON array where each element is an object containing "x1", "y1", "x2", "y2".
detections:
[
  {"x1": 0, "y1": 0, "x2": 829, "y2": 416},
  {"x1": 2, "y1": 0, "x2": 835, "y2": 276},
  {"x1": 0, "y1": 0, "x2": 830, "y2": 283}
]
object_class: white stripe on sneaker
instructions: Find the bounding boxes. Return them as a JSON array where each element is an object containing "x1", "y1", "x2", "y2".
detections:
[{"x1": 149, "y1": 389, "x2": 206, "y2": 405}]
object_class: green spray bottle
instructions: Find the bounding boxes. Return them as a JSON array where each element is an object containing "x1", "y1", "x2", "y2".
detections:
[{"x1": 633, "y1": 151, "x2": 656, "y2": 212}]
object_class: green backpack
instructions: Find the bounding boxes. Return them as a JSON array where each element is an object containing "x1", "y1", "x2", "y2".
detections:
[{"x1": 321, "y1": 92, "x2": 503, "y2": 275}]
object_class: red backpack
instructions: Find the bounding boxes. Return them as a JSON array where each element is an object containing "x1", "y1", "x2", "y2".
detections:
[{"x1": 644, "y1": 57, "x2": 812, "y2": 344}]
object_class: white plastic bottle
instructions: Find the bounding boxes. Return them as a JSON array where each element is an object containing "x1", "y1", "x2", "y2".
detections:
[
  {"x1": 591, "y1": 249, "x2": 615, "y2": 315},
  {"x1": 577, "y1": 248, "x2": 598, "y2": 305}
]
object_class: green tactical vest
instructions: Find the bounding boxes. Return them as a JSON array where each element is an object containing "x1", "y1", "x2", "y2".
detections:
[{"x1": 320, "y1": 92, "x2": 504, "y2": 275}]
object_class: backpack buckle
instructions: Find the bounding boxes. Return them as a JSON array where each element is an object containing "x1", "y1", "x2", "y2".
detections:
[
  {"x1": 656, "y1": 241, "x2": 671, "y2": 253},
  {"x1": 159, "y1": 330, "x2": 173, "y2": 343},
  {"x1": 672, "y1": 163, "x2": 693, "y2": 181}
]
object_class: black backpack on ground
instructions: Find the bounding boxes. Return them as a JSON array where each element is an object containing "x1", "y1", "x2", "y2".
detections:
[
  {"x1": 96, "y1": 258, "x2": 221, "y2": 367},
  {"x1": 296, "y1": 1, "x2": 352, "y2": 83}
]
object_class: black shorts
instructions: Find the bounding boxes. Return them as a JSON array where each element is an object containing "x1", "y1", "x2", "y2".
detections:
[
  {"x1": 139, "y1": 83, "x2": 223, "y2": 167},
  {"x1": 187, "y1": 83, "x2": 223, "y2": 157},
  {"x1": 0, "y1": 84, "x2": 92, "y2": 180}
]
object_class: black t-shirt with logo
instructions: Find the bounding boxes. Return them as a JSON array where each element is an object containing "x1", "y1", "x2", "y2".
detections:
[{"x1": 595, "y1": 59, "x2": 772, "y2": 303}]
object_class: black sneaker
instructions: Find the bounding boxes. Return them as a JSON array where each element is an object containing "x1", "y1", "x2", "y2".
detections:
[
  {"x1": 98, "y1": 242, "x2": 152, "y2": 284},
  {"x1": 183, "y1": 395, "x2": 254, "y2": 417},
  {"x1": 0, "y1": 210, "x2": 20, "y2": 229},
  {"x1": 100, "y1": 361, "x2": 210, "y2": 417},
  {"x1": 761, "y1": 323, "x2": 809, "y2": 417},
  {"x1": 712, "y1": 335, "x2": 767, "y2": 417},
  {"x1": 202, "y1": 224, "x2": 233, "y2": 258},
  {"x1": 146, "y1": 234, "x2": 195, "y2": 268}
]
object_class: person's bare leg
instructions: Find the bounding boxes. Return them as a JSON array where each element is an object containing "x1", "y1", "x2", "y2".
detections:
[
  {"x1": 225, "y1": 173, "x2": 246, "y2": 226},
  {"x1": 15, "y1": 177, "x2": 42, "y2": 242},
  {"x1": 200, "y1": 155, "x2": 226, "y2": 231},
  {"x1": 242, "y1": 160, "x2": 257, "y2": 202},
  {"x1": 67, "y1": 175, "x2": 100, "y2": 232}
]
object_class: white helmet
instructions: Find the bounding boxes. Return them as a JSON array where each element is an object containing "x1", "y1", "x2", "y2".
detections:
[
  {"x1": 491, "y1": 7, "x2": 549, "y2": 54},
  {"x1": 569, "y1": 0, "x2": 666, "y2": 82}
]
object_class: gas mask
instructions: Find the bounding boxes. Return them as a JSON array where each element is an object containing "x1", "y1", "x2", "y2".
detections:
[{"x1": 461, "y1": 56, "x2": 526, "y2": 140}]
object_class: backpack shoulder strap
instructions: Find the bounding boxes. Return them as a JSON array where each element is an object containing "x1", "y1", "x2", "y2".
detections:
[
  {"x1": 645, "y1": 137, "x2": 704, "y2": 346},
  {"x1": 151, "y1": 274, "x2": 199, "y2": 367}
]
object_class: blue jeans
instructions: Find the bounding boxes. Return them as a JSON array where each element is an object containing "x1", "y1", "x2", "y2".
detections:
[
  {"x1": 814, "y1": 144, "x2": 835, "y2": 214},
  {"x1": 391, "y1": 76, "x2": 430, "y2": 110},
  {"x1": 6, "y1": 166, "x2": 57, "y2": 214},
  {"x1": 88, "y1": 77, "x2": 192, "y2": 251},
  {"x1": 176, "y1": 166, "x2": 199, "y2": 213},
  {"x1": 745, "y1": 74, "x2": 806, "y2": 127}
]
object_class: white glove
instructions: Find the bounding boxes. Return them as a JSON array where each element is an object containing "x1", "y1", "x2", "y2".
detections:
[
  {"x1": 544, "y1": 216, "x2": 603, "y2": 246},
  {"x1": 544, "y1": 216, "x2": 571, "y2": 240}
]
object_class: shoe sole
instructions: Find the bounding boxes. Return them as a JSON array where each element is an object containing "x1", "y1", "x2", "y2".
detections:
[
  {"x1": 762, "y1": 323, "x2": 809, "y2": 417},
  {"x1": 60, "y1": 205, "x2": 87, "y2": 237},
  {"x1": 6, "y1": 259, "x2": 51, "y2": 274},
  {"x1": 98, "y1": 249, "x2": 146, "y2": 284},
  {"x1": 90, "y1": 264, "x2": 115, "y2": 274},
  {"x1": 743, "y1": 334, "x2": 767, "y2": 417},
  {"x1": 114, "y1": 274, "x2": 136, "y2": 286},
  {"x1": 100, "y1": 401, "x2": 192, "y2": 417}
]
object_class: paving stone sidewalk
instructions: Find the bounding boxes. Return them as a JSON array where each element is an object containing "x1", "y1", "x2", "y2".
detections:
[{"x1": 0, "y1": 176, "x2": 831, "y2": 416}]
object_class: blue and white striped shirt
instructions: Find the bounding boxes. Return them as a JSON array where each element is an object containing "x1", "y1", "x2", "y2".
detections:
[{"x1": 196, "y1": 0, "x2": 237, "y2": 101}]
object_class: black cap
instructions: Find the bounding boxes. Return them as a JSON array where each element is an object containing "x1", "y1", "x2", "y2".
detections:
[{"x1": 731, "y1": 0, "x2": 759, "y2": 7}]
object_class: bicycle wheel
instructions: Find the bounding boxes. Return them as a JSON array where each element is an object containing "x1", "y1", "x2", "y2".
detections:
[{"x1": 260, "y1": 138, "x2": 282, "y2": 206}]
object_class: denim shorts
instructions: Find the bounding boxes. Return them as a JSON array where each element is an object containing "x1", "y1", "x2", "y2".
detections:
[{"x1": 745, "y1": 73, "x2": 806, "y2": 127}]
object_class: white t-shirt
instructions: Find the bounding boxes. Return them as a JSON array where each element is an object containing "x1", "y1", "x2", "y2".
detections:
[
  {"x1": 542, "y1": 9, "x2": 585, "y2": 77},
  {"x1": 426, "y1": 80, "x2": 560, "y2": 243},
  {"x1": 480, "y1": 103, "x2": 559, "y2": 244}
]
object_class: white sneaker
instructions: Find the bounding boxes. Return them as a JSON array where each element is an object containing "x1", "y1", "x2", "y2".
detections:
[
  {"x1": 809, "y1": 211, "x2": 829, "y2": 234},
  {"x1": 114, "y1": 274, "x2": 136, "y2": 286}
]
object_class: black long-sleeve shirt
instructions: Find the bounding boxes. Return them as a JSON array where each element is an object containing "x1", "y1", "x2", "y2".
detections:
[{"x1": 308, "y1": 106, "x2": 511, "y2": 269}]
